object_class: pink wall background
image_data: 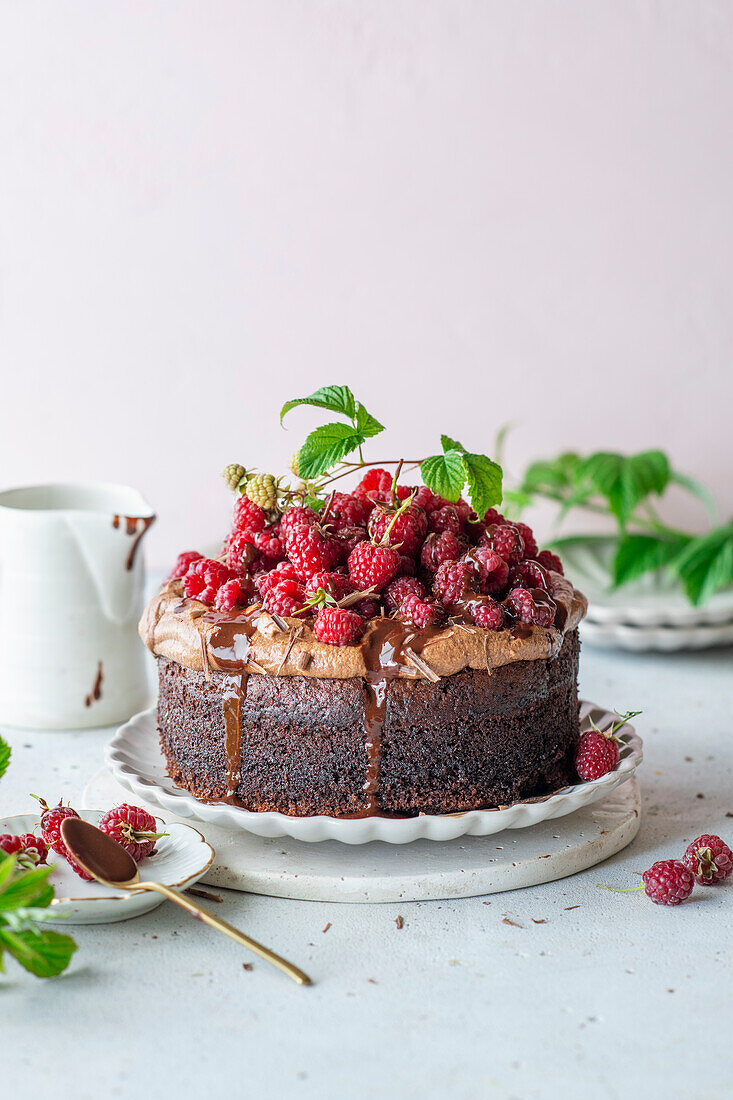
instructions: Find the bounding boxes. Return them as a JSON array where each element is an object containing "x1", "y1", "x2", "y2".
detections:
[{"x1": 1, "y1": 1, "x2": 731, "y2": 568}]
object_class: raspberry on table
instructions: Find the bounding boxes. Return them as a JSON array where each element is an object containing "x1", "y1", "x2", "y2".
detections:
[
  {"x1": 504, "y1": 587, "x2": 556, "y2": 627},
  {"x1": 515, "y1": 522, "x2": 538, "y2": 559},
  {"x1": 287, "y1": 524, "x2": 340, "y2": 579},
  {"x1": 214, "y1": 578, "x2": 249, "y2": 612},
  {"x1": 421, "y1": 531, "x2": 463, "y2": 573},
  {"x1": 263, "y1": 579, "x2": 308, "y2": 618},
  {"x1": 468, "y1": 547, "x2": 510, "y2": 596},
  {"x1": 481, "y1": 523, "x2": 525, "y2": 564},
  {"x1": 167, "y1": 550, "x2": 203, "y2": 581},
  {"x1": 368, "y1": 503, "x2": 427, "y2": 556},
  {"x1": 244, "y1": 473, "x2": 278, "y2": 512},
  {"x1": 433, "y1": 559, "x2": 478, "y2": 607},
  {"x1": 537, "y1": 549, "x2": 564, "y2": 576},
  {"x1": 313, "y1": 607, "x2": 365, "y2": 646},
  {"x1": 183, "y1": 559, "x2": 234, "y2": 605},
  {"x1": 348, "y1": 541, "x2": 401, "y2": 592},
  {"x1": 384, "y1": 576, "x2": 426, "y2": 613},
  {"x1": 642, "y1": 860, "x2": 695, "y2": 906},
  {"x1": 256, "y1": 562, "x2": 300, "y2": 596},
  {"x1": 427, "y1": 505, "x2": 464, "y2": 537},
  {"x1": 98, "y1": 804, "x2": 165, "y2": 862},
  {"x1": 682, "y1": 834, "x2": 732, "y2": 885},
  {"x1": 232, "y1": 496, "x2": 267, "y2": 535},
  {"x1": 470, "y1": 598, "x2": 504, "y2": 630},
  {"x1": 399, "y1": 594, "x2": 444, "y2": 630}
]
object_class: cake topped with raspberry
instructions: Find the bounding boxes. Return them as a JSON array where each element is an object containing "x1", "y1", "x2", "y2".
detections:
[{"x1": 140, "y1": 386, "x2": 587, "y2": 818}]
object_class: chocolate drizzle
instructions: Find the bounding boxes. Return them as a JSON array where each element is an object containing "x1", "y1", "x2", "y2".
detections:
[
  {"x1": 112, "y1": 513, "x2": 156, "y2": 570},
  {"x1": 84, "y1": 661, "x2": 103, "y2": 707}
]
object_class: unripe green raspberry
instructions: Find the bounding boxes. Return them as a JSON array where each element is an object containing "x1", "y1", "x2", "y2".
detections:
[
  {"x1": 289, "y1": 452, "x2": 301, "y2": 478},
  {"x1": 245, "y1": 473, "x2": 278, "y2": 511},
  {"x1": 222, "y1": 463, "x2": 247, "y2": 492}
]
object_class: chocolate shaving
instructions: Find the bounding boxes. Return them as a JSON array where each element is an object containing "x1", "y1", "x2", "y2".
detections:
[
  {"x1": 502, "y1": 917, "x2": 523, "y2": 928},
  {"x1": 338, "y1": 587, "x2": 378, "y2": 609},
  {"x1": 269, "y1": 612, "x2": 290, "y2": 632},
  {"x1": 277, "y1": 625, "x2": 304, "y2": 675},
  {"x1": 403, "y1": 646, "x2": 440, "y2": 683},
  {"x1": 246, "y1": 658, "x2": 269, "y2": 675},
  {"x1": 199, "y1": 635, "x2": 211, "y2": 682},
  {"x1": 186, "y1": 886, "x2": 222, "y2": 903},
  {"x1": 395, "y1": 915, "x2": 404, "y2": 929},
  {"x1": 322, "y1": 922, "x2": 332, "y2": 933}
]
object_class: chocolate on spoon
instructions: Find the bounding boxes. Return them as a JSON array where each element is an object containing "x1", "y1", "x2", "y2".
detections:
[{"x1": 60, "y1": 817, "x2": 311, "y2": 986}]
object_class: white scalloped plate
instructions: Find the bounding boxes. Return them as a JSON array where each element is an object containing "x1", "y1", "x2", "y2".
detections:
[
  {"x1": 105, "y1": 702, "x2": 642, "y2": 844},
  {"x1": 0, "y1": 810, "x2": 214, "y2": 924}
]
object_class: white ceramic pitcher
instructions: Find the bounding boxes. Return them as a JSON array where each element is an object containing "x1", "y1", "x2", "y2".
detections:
[{"x1": 0, "y1": 483, "x2": 156, "y2": 730}]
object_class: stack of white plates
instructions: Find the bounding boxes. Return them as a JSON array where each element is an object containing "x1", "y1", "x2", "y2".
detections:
[{"x1": 558, "y1": 539, "x2": 733, "y2": 652}]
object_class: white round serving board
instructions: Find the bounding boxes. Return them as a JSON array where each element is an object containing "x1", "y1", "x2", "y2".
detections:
[
  {"x1": 105, "y1": 702, "x2": 642, "y2": 843},
  {"x1": 83, "y1": 769, "x2": 641, "y2": 902}
]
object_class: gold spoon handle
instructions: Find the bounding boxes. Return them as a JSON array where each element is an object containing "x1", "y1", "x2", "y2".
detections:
[{"x1": 139, "y1": 881, "x2": 311, "y2": 986}]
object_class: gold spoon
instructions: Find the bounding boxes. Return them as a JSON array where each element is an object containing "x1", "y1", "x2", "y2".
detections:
[{"x1": 60, "y1": 817, "x2": 311, "y2": 986}]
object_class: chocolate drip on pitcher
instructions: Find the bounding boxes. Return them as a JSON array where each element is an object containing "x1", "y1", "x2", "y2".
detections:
[{"x1": 111, "y1": 513, "x2": 157, "y2": 569}]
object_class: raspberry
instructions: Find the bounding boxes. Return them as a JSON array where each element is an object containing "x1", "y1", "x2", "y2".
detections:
[
  {"x1": 306, "y1": 572, "x2": 354, "y2": 601},
  {"x1": 333, "y1": 525, "x2": 369, "y2": 562},
  {"x1": 396, "y1": 554, "x2": 416, "y2": 577},
  {"x1": 504, "y1": 587, "x2": 555, "y2": 627},
  {"x1": 225, "y1": 531, "x2": 259, "y2": 574},
  {"x1": 399, "y1": 594, "x2": 444, "y2": 630},
  {"x1": 515, "y1": 522, "x2": 538, "y2": 559},
  {"x1": 683, "y1": 834, "x2": 733, "y2": 885},
  {"x1": 287, "y1": 524, "x2": 340, "y2": 579},
  {"x1": 384, "y1": 576, "x2": 426, "y2": 613},
  {"x1": 574, "y1": 728, "x2": 620, "y2": 781},
  {"x1": 481, "y1": 523, "x2": 524, "y2": 564},
  {"x1": 509, "y1": 560, "x2": 554, "y2": 593},
  {"x1": 642, "y1": 860, "x2": 695, "y2": 906},
  {"x1": 329, "y1": 492, "x2": 372, "y2": 529},
  {"x1": 427, "y1": 505, "x2": 464, "y2": 537},
  {"x1": 368, "y1": 503, "x2": 427, "y2": 556},
  {"x1": 222, "y1": 463, "x2": 247, "y2": 492},
  {"x1": 470, "y1": 598, "x2": 504, "y2": 630},
  {"x1": 256, "y1": 562, "x2": 300, "y2": 596},
  {"x1": 33, "y1": 796, "x2": 93, "y2": 881},
  {"x1": 482, "y1": 508, "x2": 506, "y2": 525},
  {"x1": 421, "y1": 531, "x2": 463, "y2": 573},
  {"x1": 232, "y1": 496, "x2": 267, "y2": 535},
  {"x1": 537, "y1": 549, "x2": 564, "y2": 576},
  {"x1": 214, "y1": 578, "x2": 249, "y2": 612},
  {"x1": 351, "y1": 595, "x2": 381, "y2": 619},
  {"x1": 263, "y1": 579, "x2": 308, "y2": 618},
  {"x1": 313, "y1": 607, "x2": 364, "y2": 646},
  {"x1": 167, "y1": 550, "x2": 203, "y2": 581},
  {"x1": 353, "y1": 468, "x2": 393, "y2": 504},
  {"x1": 411, "y1": 486, "x2": 441, "y2": 512},
  {"x1": 280, "y1": 506, "x2": 318, "y2": 544},
  {"x1": 98, "y1": 804, "x2": 165, "y2": 862},
  {"x1": 183, "y1": 558, "x2": 234, "y2": 605},
  {"x1": 348, "y1": 541, "x2": 401, "y2": 592},
  {"x1": 433, "y1": 559, "x2": 478, "y2": 607},
  {"x1": 244, "y1": 473, "x2": 278, "y2": 512},
  {"x1": 0, "y1": 833, "x2": 48, "y2": 867},
  {"x1": 467, "y1": 548, "x2": 510, "y2": 596},
  {"x1": 253, "y1": 528, "x2": 286, "y2": 565}
]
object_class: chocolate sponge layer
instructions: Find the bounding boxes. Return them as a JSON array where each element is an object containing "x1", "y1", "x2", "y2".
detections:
[{"x1": 157, "y1": 630, "x2": 581, "y2": 817}]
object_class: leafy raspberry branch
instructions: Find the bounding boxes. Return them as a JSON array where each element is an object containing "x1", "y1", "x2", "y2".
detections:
[{"x1": 509, "y1": 448, "x2": 733, "y2": 605}]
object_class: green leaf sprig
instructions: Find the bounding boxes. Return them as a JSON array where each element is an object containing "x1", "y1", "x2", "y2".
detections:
[
  {"x1": 513, "y1": 448, "x2": 732, "y2": 605},
  {"x1": 280, "y1": 386, "x2": 503, "y2": 517}
]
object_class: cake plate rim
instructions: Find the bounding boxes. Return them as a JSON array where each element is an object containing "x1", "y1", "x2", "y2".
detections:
[{"x1": 105, "y1": 701, "x2": 643, "y2": 845}]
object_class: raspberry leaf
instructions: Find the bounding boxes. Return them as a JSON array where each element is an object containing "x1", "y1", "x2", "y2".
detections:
[
  {"x1": 673, "y1": 521, "x2": 733, "y2": 605},
  {"x1": 421, "y1": 450, "x2": 465, "y2": 502},
  {"x1": 354, "y1": 403, "x2": 385, "y2": 439},
  {"x1": 297, "y1": 422, "x2": 367, "y2": 479},
  {"x1": 0, "y1": 864, "x2": 54, "y2": 912},
  {"x1": 580, "y1": 451, "x2": 670, "y2": 528},
  {"x1": 0, "y1": 926, "x2": 78, "y2": 978},
  {"x1": 0, "y1": 736, "x2": 9, "y2": 782},
  {"x1": 440, "y1": 434, "x2": 466, "y2": 454},
  {"x1": 280, "y1": 385, "x2": 357, "y2": 424},
  {"x1": 612, "y1": 533, "x2": 691, "y2": 589},
  {"x1": 461, "y1": 453, "x2": 503, "y2": 517}
]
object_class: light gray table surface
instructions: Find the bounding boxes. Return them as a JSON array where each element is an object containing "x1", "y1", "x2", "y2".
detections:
[{"x1": 2, "y1": 640, "x2": 731, "y2": 1100}]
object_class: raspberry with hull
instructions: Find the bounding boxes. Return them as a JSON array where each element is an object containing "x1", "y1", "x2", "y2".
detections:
[
  {"x1": 98, "y1": 804, "x2": 165, "y2": 862},
  {"x1": 368, "y1": 503, "x2": 427, "y2": 556},
  {"x1": 642, "y1": 860, "x2": 695, "y2": 906},
  {"x1": 574, "y1": 727, "x2": 619, "y2": 781},
  {"x1": 0, "y1": 833, "x2": 49, "y2": 867},
  {"x1": 683, "y1": 834, "x2": 732, "y2": 885},
  {"x1": 313, "y1": 607, "x2": 364, "y2": 646},
  {"x1": 306, "y1": 572, "x2": 354, "y2": 602},
  {"x1": 33, "y1": 796, "x2": 93, "y2": 881}
]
